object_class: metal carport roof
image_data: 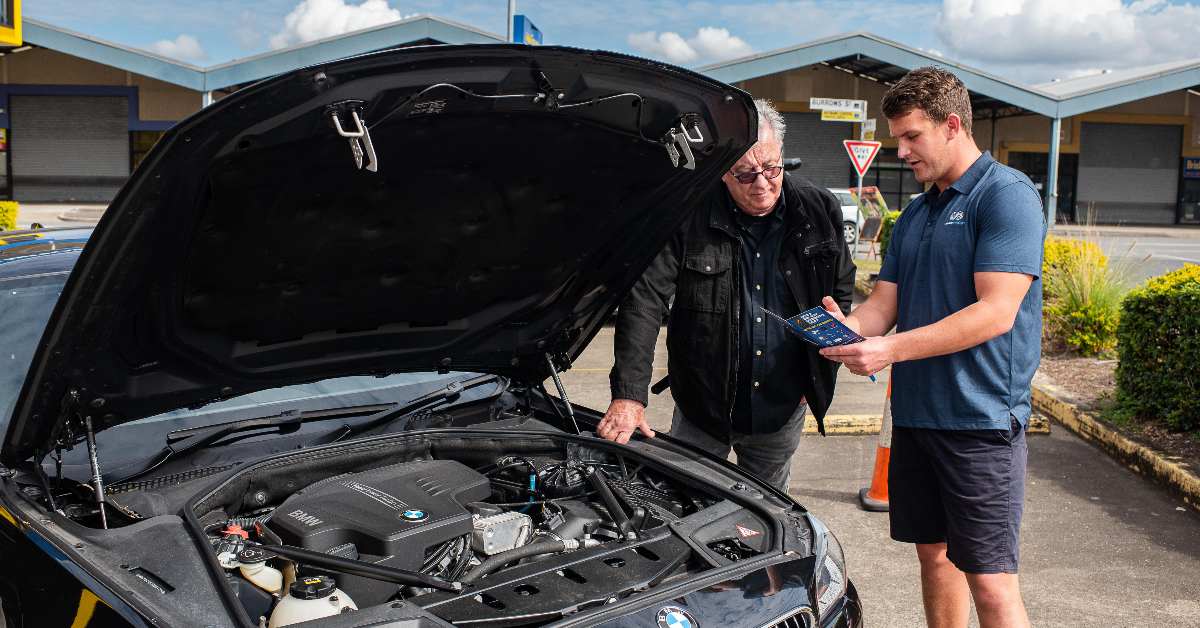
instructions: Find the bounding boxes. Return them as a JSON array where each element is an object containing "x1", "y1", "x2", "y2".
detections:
[
  {"x1": 22, "y1": 16, "x2": 506, "y2": 94},
  {"x1": 699, "y1": 31, "x2": 1200, "y2": 121}
]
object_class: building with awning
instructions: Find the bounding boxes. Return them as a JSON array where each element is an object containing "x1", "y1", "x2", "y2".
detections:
[
  {"x1": 1, "y1": 20, "x2": 1197, "y2": 225},
  {"x1": 701, "y1": 33, "x2": 1200, "y2": 226}
]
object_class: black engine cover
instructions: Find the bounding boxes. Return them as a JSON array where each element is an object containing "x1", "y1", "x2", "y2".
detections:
[{"x1": 269, "y1": 459, "x2": 491, "y2": 572}]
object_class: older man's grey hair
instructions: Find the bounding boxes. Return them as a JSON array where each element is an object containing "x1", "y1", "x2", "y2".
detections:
[{"x1": 754, "y1": 98, "x2": 786, "y2": 149}]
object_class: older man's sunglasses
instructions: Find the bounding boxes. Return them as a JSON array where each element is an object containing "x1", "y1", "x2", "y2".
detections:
[{"x1": 729, "y1": 161, "x2": 784, "y2": 184}]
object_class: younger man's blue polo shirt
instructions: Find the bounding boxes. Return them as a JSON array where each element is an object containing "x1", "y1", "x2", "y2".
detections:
[{"x1": 878, "y1": 152, "x2": 1046, "y2": 430}]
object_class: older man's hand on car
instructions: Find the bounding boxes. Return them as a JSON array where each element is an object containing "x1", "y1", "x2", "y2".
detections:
[{"x1": 597, "y1": 398, "x2": 656, "y2": 444}]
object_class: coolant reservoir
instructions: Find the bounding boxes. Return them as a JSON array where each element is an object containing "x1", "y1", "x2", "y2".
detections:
[
  {"x1": 268, "y1": 575, "x2": 356, "y2": 627},
  {"x1": 239, "y1": 560, "x2": 283, "y2": 595}
]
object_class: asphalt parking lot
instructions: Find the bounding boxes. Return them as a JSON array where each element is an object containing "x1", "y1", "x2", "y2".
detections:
[
  {"x1": 559, "y1": 327, "x2": 1200, "y2": 628},
  {"x1": 1052, "y1": 224, "x2": 1200, "y2": 283}
]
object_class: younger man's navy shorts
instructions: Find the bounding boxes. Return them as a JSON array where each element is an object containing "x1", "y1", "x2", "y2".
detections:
[{"x1": 888, "y1": 416, "x2": 1027, "y2": 573}]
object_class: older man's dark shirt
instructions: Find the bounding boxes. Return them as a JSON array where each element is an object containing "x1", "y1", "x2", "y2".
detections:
[{"x1": 731, "y1": 189, "x2": 810, "y2": 434}]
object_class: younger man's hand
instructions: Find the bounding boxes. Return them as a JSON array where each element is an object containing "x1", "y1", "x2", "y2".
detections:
[{"x1": 820, "y1": 336, "x2": 895, "y2": 377}]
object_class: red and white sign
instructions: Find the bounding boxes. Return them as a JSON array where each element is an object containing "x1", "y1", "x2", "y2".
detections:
[{"x1": 843, "y1": 140, "x2": 882, "y2": 177}]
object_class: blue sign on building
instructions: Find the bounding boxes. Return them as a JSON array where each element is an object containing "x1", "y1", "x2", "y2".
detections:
[
  {"x1": 513, "y1": 15, "x2": 542, "y2": 45},
  {"x1": 1184, "y1": 157, "x2": 1200, "y2": 179}
]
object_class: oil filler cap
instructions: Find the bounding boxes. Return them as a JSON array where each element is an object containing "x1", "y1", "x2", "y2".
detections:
[
  {"x1": 289, "y1": 575, "x2": 336, "y2": 600},
  {"x1": 236, "y1": 546, "x2": 276, "y2": 564}
]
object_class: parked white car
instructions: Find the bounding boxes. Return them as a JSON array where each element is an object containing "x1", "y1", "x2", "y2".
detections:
[{"x1": 827, "y1": 188, "x2": 866, "y2": 244}]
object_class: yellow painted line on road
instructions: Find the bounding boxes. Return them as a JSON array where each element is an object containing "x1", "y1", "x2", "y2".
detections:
[
  {"x1": 70, "y1": 589, "x2": 106, "y2": 628},
  {"x1": 803, "y1": 414, "x2": 1051, "y2": 435}
]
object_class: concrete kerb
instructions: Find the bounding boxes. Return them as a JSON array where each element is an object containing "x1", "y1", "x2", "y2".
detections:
[
  {"x1": 1032, "y1": 382, "x2": 1200, "y2": 514},
  {"x1": 801, "y1": 413, "x2": 1050, "y2": 435}
]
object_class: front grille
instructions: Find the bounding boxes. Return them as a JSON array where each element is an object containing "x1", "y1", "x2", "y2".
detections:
[{"x1": 762, "y1": 606, "x2": 816, "y2": 628}]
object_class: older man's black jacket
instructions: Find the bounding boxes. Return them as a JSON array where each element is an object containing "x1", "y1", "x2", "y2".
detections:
[{"x1": 609, "y1": 173, "x2": 856, "y2": 440}]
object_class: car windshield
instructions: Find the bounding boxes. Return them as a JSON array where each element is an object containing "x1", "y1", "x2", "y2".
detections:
[
  {"x1": 2, "y1": 261, "x2": 493, "y2": 469},
  {"x1": 836, "y1": 192, "x2": 856, "y2": 206},
  {"x1": 0, "y1": 269, "x2": 71, "y2": 433}
]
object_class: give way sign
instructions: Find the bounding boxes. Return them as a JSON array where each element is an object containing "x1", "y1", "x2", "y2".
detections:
[{"x1": 843, "y1": 140, "x2": 882, "y2": 176}]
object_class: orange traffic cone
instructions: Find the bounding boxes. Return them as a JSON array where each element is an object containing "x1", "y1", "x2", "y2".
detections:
[{"x1": 858, "y1": 375, "x2": 891, "y2": 512}]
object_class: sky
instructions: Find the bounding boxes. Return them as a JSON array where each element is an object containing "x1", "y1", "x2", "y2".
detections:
[{"x1": 25, "y1": 0, "x2": 1200, "y2": 86}]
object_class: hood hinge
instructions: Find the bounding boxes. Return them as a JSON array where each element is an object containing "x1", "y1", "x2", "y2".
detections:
[
  {"x1": 328, "y1": 100, "x2": 378, "y2": 173},
  {"x1": 661, "y1": 114, "x2": 705, "y2": 170}
]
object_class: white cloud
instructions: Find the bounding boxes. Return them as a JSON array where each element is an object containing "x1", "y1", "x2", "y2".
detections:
[
  {"x1": 628, "y1": 31, "x2": 698, "y2": 63},
  {"x1": 936, "y1": 0, "x2": 1200, "y2": 75},
  {"x1": 147, "y1": 34, "x2": 207, "y2": 62},
  {"x1": 269, "y1": 0, "x2": 414, "y2": 50},
  {"x1": 690, "y1": 27, "x2": 755, "y2": 60},
  {"x1": 628, "y1": 26, "x2": 753, "y2": 64}
]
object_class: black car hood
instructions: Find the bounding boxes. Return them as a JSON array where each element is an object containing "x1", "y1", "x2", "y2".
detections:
[{"x1": 3, "y1": 45, "x2": 756, "y2": 464}]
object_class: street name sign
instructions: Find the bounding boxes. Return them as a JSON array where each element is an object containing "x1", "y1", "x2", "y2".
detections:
[{"x1": 810, "y1": 98, "x2": 866, "y2": 112}]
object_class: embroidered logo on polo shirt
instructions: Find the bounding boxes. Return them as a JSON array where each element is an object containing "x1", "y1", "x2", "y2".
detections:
[{"x1": 945, "y1": 210, "x2": 966, "y2": 226}]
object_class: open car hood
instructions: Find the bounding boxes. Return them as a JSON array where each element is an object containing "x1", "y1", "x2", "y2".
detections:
[{"x1": 3, "y1": 44, "x2": 756, "y2": 464}]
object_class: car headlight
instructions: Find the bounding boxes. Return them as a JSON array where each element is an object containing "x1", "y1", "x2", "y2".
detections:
[{"x1": 815, "y1": 530, "x2": 848, "y2": 619}]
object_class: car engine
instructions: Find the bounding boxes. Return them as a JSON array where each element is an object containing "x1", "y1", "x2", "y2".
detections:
[
  {"x1": 269, "y1": 459, "x2": 492, "y2": 572},
  {"x1": 195, "y1": 440, "x2": 771, "y2": 626}
]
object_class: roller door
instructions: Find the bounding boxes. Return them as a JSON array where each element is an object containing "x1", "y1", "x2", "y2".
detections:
[
  {"x1": 780, "y1": 112, "x2": 853, "y2": 189},
  {"x1": 1077, "y1": 122, "x2": 1180, "y2": 225},
  {"x1": 11, "y1": 95, "x2": 130, "y2": 202}
]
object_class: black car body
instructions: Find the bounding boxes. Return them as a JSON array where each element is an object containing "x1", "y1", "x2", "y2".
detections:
[{"x1": 0, "y1": 45, "x2": 861, "y2": 628}]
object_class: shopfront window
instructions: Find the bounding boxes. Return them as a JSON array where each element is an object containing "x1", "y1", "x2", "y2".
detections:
[{"x1": 1007, "y1": 151, "x2": 1078, "y2": 223}]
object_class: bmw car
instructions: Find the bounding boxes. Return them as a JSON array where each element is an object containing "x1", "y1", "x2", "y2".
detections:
[{"x1": 0, "y1": 45, "x2": 861, "y2": 627}]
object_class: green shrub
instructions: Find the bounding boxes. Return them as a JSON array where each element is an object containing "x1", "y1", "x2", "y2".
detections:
[
  {"x1": 0, "y1": 200, "x2": 16, "y2": 232},
  {"x1": 1115, "y1": 264, "x2": 1200, "y2": 432},
  {"x1": 879, "y1": 210, "x2": 901, "y2": 259},
  {"x1": 1042, "y1": 236, "x2": 1126, "y2": 357}
]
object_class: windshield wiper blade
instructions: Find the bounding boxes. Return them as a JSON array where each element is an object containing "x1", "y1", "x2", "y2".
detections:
[
  {"x1": 165, "y1": 404, "x2": 393, "y2": 446},
  {"x1": 338, "y1": 374, "x2": 505, "y2": 440},
  {"x1": 113, "y1": 403, "x2": 395, "y2": 485},
  {"x1": 112, "y1": 375, "x2": 504, "y2": 485}
]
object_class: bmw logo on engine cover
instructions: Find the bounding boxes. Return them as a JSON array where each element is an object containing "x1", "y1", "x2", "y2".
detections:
[
  {"x1": 401, "y1": 509, "x2": 427, "y2": 522},
  {"x1": 656, "y1": 606, "x2": 698, "y2": 628}
]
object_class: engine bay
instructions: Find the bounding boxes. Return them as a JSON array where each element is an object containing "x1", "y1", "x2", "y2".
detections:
[
  {"x1": 14, "y1": 404, "x2": 813, "y2": 628},
  {"x1": 186, "y1": 432, "x2": 795, "y2": 626}
]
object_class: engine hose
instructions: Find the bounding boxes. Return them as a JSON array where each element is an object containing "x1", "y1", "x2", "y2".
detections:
[{"x1": 460, "y1": 538, "x2": 566, "y2": 584}]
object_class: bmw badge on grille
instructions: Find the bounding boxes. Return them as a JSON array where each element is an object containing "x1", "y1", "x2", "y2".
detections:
[{"x1": 656, "y1": 606, "x2": 698, "y2": 628}]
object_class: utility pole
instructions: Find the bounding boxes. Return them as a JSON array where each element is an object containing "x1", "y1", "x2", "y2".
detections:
[{"x1": 507, "y1": 0, "x2": 516, "y2": 42}]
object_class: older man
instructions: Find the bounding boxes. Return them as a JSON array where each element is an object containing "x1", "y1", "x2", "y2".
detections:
[{"x1": 596, "y1": 99, "x2": 856, "y2": 491}]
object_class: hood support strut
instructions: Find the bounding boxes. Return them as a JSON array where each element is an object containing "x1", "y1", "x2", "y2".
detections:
[
  {"x1": 83, "y1": 416, "x2": 108, "y2": 529},
  {"x1": 544, "y1": 353, "x2": 580, "y2": 435}
]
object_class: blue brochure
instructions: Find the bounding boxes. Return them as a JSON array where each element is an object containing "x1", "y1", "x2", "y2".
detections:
[{"x1": 761, "y1": 305, "x2": 865, "y2": 348}]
